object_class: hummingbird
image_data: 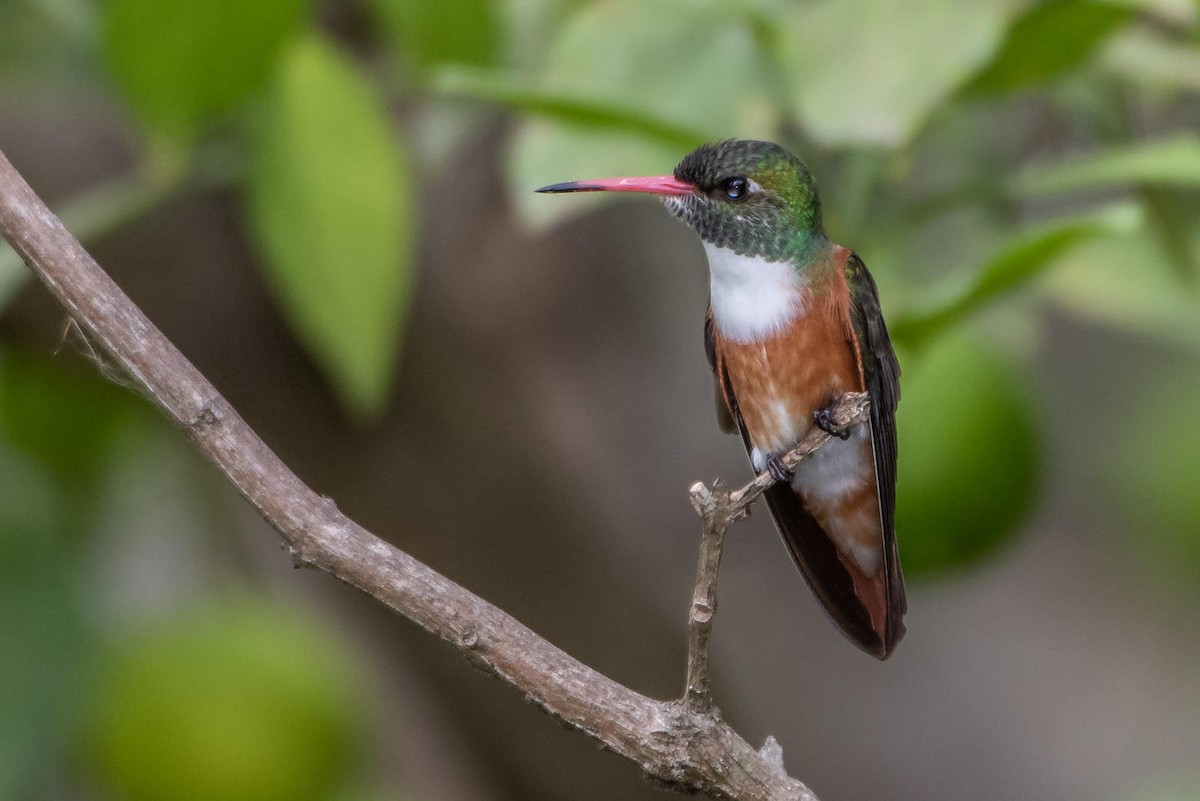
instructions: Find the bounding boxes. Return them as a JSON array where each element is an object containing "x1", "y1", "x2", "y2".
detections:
[{"x1": 536, "y1": 139, "x2": 905, "y2": 659}]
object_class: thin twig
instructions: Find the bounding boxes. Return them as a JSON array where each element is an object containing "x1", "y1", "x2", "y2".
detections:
[
  {"x1": 682, "y1": 393, "x2": 870, "y2": 712},
  {"x1": 684, "y1": 478, "x2": 732, "y2": 713},
  {"x1": 0, "y1": 148, "x2": 826, "y2": 801}
]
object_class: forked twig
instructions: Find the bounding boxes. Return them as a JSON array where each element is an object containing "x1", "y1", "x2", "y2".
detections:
[{"x1": 683, "y1": 393, "x2": 870, "y2": 711}]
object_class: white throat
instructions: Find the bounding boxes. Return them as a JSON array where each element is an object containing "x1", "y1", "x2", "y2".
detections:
[{"x1": 704, "y1": 243, "x2": 806, "y2": 342}]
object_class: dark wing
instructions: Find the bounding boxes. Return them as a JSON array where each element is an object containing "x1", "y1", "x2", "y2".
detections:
[
  {"x1": 704, "y1": 301, "x2": 897, "y2": 659},
  {"x1": 704, "y1": 306, "x2": 737, "y2": 434},
  {"x1": 844, "y1": 251, "x2": 907, "y2": 650}
]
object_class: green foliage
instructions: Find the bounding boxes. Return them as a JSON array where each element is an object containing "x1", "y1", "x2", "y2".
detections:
[
  {"x1": 0, "y1": 450, "x2": 92, "y2": 801},
  {"x1": 248, "y1": 35, "x2": 413, "y2": 419},
  {"x1": 11, "y1": 0, "x2": 1197, "y2": 433},
  {"x1": 0, "y1": 347, "x2": 136, "y2": 491},
  {"x1": 87, "y1": 599, "x2": 364, "y2": 801},
  {"x1": 1015, "y1": 135, "x2": 1200, "y2": 194},
  {"x1": 1041, "y1": 223, "x2": 1200, "y2": 347},
  {"x1": 372, "y1": 0, "x2": 498, "y2": 72},
  {"x1": 891, "y1": 202, "x2": 1142, "y2": 348},
  {"x1": 505, "y1": 0, "x2": 778, "y2": 226},
  {"x1": 1117, "y1": 372, "x2": 1200, "y2": 591},
  {"x1": 103, "y1": 0, "x2": 310, "y2": 138},
  {"x1": 433, "y1": 67, "x2": 705, "y2": 149},
  {"x1": 894, "y1": 334, "x2": 1039, "y2": 576},
  {"x1": 964, "y1": 0, "x2": 1132, "y2": 95},
  {"x1": 780, "y1": 0, "x2": 1010, "y2": 147}
]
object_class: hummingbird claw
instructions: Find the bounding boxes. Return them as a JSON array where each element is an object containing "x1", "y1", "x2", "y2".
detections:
[
  {"x1": 765, "y1": 455, "x2": 792, "y2": 484},
  {"x1": 813, "y1": 406, "x2": 851, "y2": 440}
]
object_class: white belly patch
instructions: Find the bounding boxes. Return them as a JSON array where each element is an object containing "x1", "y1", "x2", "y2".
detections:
[
  {"x1": 704, "y1": 243, "x2": 806, "y2": 342},
  {"x1": 791, "y1": 423, "x2": 870, "y2": 503}
]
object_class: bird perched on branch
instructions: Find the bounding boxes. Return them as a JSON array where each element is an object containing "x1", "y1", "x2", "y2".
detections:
[{"x1": 538, "y1": 139, "x2": 905, "y2": 659}]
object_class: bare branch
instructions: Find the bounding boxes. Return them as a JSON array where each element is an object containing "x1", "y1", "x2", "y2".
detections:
[{"x1": 0, "y1": 148, "x2": 827, "y2": 801}]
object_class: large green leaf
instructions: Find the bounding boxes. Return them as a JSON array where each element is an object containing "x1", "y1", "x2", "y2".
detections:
[
  {"x1": 248, "y1": 36, "x2": 413, "y2": 419},
  {"x1": 963, "y1": 0, "x2": 1132, "y2": 95},
  {"x1": 895, "y1": 333, "x2": 1039, "y2": 576},
  {"x1": 1015, "y1": 135, "x2": 1200, "y2": 195},
  {"x1": 371, "y1": 0, "x2": 497, "y2": 72},
  {"x1": 103, "y1": 0, "x2": 309, "y2": 137},
  {"x1": 779, "y1": 0, "x2": 1009, "y2": 147},
  {"x1": 890, "y1": 202, "x2": 1141, "y2": 347},
  {"x1": 506, "y1": 0, "x2": 779, "y2": 227}
]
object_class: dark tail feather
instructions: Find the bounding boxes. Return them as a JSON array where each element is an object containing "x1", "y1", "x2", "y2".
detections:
[{"x1": 763, "y1": 483, "x2": 903, "y2": 660}]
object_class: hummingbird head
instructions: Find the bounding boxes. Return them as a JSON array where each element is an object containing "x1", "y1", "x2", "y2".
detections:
[{"x1": 536, "y1": 139, "x2": 825, "y2": 262}]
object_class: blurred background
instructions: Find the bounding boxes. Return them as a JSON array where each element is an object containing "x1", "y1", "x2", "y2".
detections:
[{"x1": 3, "y1": 0, "x2": 1200, "y2": 799}]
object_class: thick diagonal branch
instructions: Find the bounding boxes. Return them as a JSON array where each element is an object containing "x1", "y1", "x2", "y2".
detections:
[{"x1": 0, "y1": 149, "x2": 823, "y2": 801}]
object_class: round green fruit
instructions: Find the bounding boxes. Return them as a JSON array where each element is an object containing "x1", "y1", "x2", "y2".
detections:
[
  {"x1": 89, "y1": 598, "x2": 362, "y2": 801},
  {"x1": 894, "y1": 333, "x2": 1040, "y2": 577}
]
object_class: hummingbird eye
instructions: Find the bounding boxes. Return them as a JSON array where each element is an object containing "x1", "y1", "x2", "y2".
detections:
[{"x1": 722, "y1": 177, "x2": 749, "y2": 200}]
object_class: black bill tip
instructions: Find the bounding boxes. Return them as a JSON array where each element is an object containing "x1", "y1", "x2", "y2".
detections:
[{"x1": 534, "y1": 181, "x2": 589, "y2": 193}]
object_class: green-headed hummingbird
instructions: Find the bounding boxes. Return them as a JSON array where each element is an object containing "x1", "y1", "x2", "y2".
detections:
[{"x1": 537, "y1": 140, "x2": 906, "y2": 659}]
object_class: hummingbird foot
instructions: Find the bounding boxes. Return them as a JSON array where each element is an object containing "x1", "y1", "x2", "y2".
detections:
[
  {"x1": 765, "y1": 454, "x2": 793, "y2": 484},
  {"x1": 813, "y1": 405, "x2": 852, "y2": 440}
]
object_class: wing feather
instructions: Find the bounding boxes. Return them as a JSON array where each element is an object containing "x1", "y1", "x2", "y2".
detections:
[{"x1": 844, "y1": 252, "x2": 907, "y2": 647}]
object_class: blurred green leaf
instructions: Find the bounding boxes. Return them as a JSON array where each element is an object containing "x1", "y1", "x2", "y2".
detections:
[
  {"x1": 780, "y1": 0, "x2": 1009, "y2": 147},
  {"x1": 372, "y1": 0, "x2": 497, "y2": 71},
  {"x1": 508, "y1": 0, "x2": 778, "y2": 226},
  {"x1": 248, "y1": 35, "x2": 413, "y2": 419},
  {"x1": 0, "y1": 0, "x2": 96, "y2": 82},
  {"x1": 1142, "y1": 186, "x2": 1199, "y2": 286},
  {"x1": 497, "y1": 0, "x2": 591, "y2": 69},
  {"x1": 88, "y1": 598, "x2": 363, "y2": 801},
  {"x1": 0, "y1": 348, "x2": 134, "y2": 492},
  {"x1": 895, "y1": 333, "x2": 1039, "y2": 576},
  {"x1": 963, "y1": 0, "x2": 1131, "y2": 95},
  {"x1": 0, "y1": 448, "x2": 91, "y2": 801},
  {"x1": 1100, "y1": 25, "x2": 1200, "y2": 92},
  {"x1": 1100, "y1": 0, "x2": 1196, "y2": 24},
  {"x1": 103, "y1": 0, "x2": 309, "y2": 137},
  {"x1": 891, "y1": 202, "x2": 1142, "y2": 347},
  {"x1": 1015, "y1": 135, "x2": 1200, "y2": 195},
  {"x1": 434, "y1": 66, "x2": 706, "y2": 149},
  {"x1": 1043, "y1": 225, "x2": 1200, "y2": 348},
  {"x1": 524, "y1": 0, "x2": 775, "y2": 134},
  {"x1": 1118, "y1": 372, "x2": 1200, "y2": 592}
]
